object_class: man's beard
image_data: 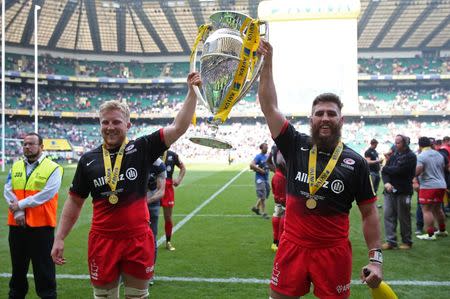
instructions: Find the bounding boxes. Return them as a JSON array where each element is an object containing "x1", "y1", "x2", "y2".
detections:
[
  {"x1": 310, "y1": 123, "x2": 342, "y2": 152},
  {"x1": 25, "y1": 152, "x2": 39, "y2": 161}
]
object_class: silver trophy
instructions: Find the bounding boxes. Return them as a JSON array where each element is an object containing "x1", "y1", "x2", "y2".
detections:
[{"x1": 189, "y1": 11, "x2": 268, "y2": 149}]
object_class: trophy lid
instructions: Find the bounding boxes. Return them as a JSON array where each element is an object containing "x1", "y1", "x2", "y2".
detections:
[{"x1": 209, "y1": 11, "x2": 253, "y2": 32}]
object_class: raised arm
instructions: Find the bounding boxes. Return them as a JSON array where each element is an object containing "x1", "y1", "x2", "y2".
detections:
[
  {"x1": 163, "y1": 72, "x2": 201, "y2": 147},
  {"x1": 257, "y1": 40, "x2": 286, "y2": 138},
  {"x1": 51, "y1": 194, "x2": 85, "y2": 265}
]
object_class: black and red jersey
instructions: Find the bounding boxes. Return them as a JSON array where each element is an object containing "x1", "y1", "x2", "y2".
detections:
[
  {"x1": 163, "y1": 150, "x2": 181, "y2": 180},
  {"x1": 274, "y1": 121, "x2": 376, "y2": 248},
  {"x1": 70, "y1": 129, "x2": 167, "y2": 238}
]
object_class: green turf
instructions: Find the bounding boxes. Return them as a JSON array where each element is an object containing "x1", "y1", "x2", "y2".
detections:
[{"x1": 0, "y1": 163, "x2": 449, "y2": 298}]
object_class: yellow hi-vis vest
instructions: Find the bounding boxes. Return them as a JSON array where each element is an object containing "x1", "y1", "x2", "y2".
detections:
[{"x1": 8, "y1": 158, "x2": 63, "y2": 227}]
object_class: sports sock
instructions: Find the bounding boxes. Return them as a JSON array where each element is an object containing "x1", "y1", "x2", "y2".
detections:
[
  {"x1": 427, "y1": 227, "x2": 435, "y2": 237},
  {"x1": 439, "y1": 223, "x2": 446, "y2": 232},
  {"x1": 165, "y1": 220, "x2": 173, "y2": 242},
  {"x1": 272, "y1": 217, "x2": 280, "y2": 244}
]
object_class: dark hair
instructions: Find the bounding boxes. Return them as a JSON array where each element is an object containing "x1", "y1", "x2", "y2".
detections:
[
  {"x1": 312, "y1": 93, "x2": 343, "y2": 112},
  {"x1": 443, "y1": 136, "x2": 450, "y2": 142},
  {"x1": 259, "y1": 142, "x2": 267, "y2": 150},
  {"x1": 25, "y1": 132, "x2": 43, "y2": 145},
  {"x1": 370, "y1": 138, "x2": 378, "y2": 145},
  {"x1": 396, "y1": 134, "x2": 410, "y2": 146},
  {"x1": 418, "y1": 137, "x2": 431, "y2": 147}
]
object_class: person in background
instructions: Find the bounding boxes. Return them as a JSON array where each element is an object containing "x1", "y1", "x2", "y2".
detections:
[
  {"x1": 381, "y1": 134, "x2": 417, "y2": 250},
  {"x1": 267, "y1": 144, "x2": 287, "y2": 252},
  {"x1": 161, "y1": 149, "x2": 186, "y2": 251},
  {"x1": 147, "y1": 158, "x2": 166, "y2": 285},
  {"x1": 250, "y1": 142, "x2": 271, "y2": 219},
  {"x1": 415, "y1": 137, "x2": 448, "y2": 241},
  {"x1": 5, "y1": 132, "x2": 63, "y2": 299}
]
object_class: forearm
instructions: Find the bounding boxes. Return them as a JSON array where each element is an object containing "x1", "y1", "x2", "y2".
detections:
[
  {"x1": 361, "y1": 204, "x2": 382, "y2": 249},
  {"x1": 176, "y1": 165, "x2": 186, "y2": 183},
  {"x1": 148, "y1": 188, "x2": 164, "y2": 203},
  {"x1": 55, "y1": 195, "x2": 84, "y2": 241},
  {"x1": 164, "y1": 87, "x2": 197, "y2": 146},
  {"x1": 258, "y1": 61, "x2": 285, "y2": 137}
]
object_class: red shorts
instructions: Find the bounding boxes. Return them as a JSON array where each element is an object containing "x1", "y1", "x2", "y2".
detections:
[
  {"x1": 88, "y1": 231, "x2": 154, "y2": 286},
  {"x1": 270, "y1": 237, "x2": 352, "y2": 298},
  {"x1": 419, "y1": 188, "x2": 446, "y2": 204},
  {"x1": 271, "y1": 170, "x2": 286, "y2": 205},
  {"x1": 161, "y1": 180, "x2": 175, "y2": 208}
]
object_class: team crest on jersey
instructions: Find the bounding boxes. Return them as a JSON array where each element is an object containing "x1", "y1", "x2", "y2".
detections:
[
  {"x1": 126, "y1": 168, "x2": 138, "y2": 180},
  {"x1": 168, "y1": 155, "x2": 173, "y2": 161},
  {"x1": 343, "y1": 158, "x2": 355, "y2": 165},
  {"x1": 331, "y1": 179, "x2": 344, "y2": 194}
]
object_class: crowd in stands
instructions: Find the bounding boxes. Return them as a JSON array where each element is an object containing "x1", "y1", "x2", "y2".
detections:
[
  {"x1": 5, "y1": 52, "x2": 450, "y2": 78},
  {"x1": 5, "y1": 83, "x2": 448, "y2": 116},
  {"x1": 2, "y1": 118, "x2": 449, "y2": 164},
  {"x1": 358, "y1": 56, "x2": 450, "y2": 75},
  {"x1": 359, "y1": 87, "x2": 449, "y2": 114},
  {"x1": 4, "y1": 84, "x2": 258, "y2": 115}
]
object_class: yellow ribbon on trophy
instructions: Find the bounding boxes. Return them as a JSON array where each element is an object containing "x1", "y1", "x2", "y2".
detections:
[
  {"x1": 213, "y1": 19, "x2": 260, "y2": 122},
  {"x1": 102, "y1": 139, "x2": 128, "y2": 205},
  {"x1": 189, "y1": 24, "x2": 211, "y2": 126},
  {"x1": 306, "y1": 142, "x2": 344, "y2": 209}
]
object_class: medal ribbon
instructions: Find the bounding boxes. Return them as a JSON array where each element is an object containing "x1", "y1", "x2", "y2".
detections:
[
  {"x1": 102, "y1": 139, "x2": 128, "y2": 197},
  {"x1": 308, "y1": 141, "x2": 344, "y2": 197},
  {"x1": 213, "y1": 19, "x2": 260, "y2": 122}
]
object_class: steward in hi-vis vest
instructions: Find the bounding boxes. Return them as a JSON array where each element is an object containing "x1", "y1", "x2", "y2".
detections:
[
  {"x1": 8, "y1": 156, "x2": 63, "y2": 227},
  {"x1": 5, "y1": 133, "x2": 63, "y2": 299}
]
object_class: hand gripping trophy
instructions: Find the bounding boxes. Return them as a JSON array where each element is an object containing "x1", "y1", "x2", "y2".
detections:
[{"x1": 189, "y1": 11, "x2": 268, "y2": 149}]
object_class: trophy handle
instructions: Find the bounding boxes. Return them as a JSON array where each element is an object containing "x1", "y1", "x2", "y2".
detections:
[
  {"x1": 235, "y1": 20, "x2": 269, "y2": 104},
  {"x1": 189, "y1": 25, "x2": 211, "y2": 108}
]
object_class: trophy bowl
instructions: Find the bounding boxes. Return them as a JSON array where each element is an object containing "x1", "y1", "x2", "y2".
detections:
[{"x1": 188, "y1": 11, "x2": 268, "y2": 149}]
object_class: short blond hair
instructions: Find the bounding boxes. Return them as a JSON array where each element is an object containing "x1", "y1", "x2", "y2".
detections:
[{"x1": 99, "y1": 100, "x2": 130, "y2": 121}]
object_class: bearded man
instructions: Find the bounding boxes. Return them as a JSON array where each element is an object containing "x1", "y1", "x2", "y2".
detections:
[{"x1": 257, "y1": 39, "x2": 383, "y2": 299}]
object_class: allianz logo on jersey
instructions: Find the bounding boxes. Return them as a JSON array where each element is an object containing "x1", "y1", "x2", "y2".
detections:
[
  {"x1": 294, "y1": 171, "x2": 345, "y2": 194},
  {"x1": 93, "y1": 167, "x2": 138, "y2": 187}
]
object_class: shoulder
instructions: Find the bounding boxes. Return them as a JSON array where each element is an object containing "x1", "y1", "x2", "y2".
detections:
[{"x1": 343, "y1": 145, "x2": 366, "y2": 165}]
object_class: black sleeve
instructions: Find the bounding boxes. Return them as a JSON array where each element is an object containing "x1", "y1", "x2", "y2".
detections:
[
  {"x1": 273, "y1": 121, "x2": 296, "y2": 162},
  {"x1": 355, "y1": 158, "x2": 377, "y2": 203},
  {"x1": 382, "y1": 152, "x2": 417, "y2": 177},
  {"x1": 136, "y1": 129, "x2": 168, "y2": 166},
  {"x1": 70, "y1": 155, "x2": 90, "y2": 199},
  {"x1": 364, "y1": 149, "x2": 370, "y2": 158}
]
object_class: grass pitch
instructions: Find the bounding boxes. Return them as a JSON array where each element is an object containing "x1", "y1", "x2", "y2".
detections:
[{"x1": 0, "y1": 163, "x2": 449, "y2": 298}]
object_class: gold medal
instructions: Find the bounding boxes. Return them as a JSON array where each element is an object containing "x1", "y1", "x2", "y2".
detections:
[
  {"x1": 109, "y1": 194, "x2": 119, "y2": 205},
  {"x1": 306, "y1": 198, "x2": 317, "y2": 210}
]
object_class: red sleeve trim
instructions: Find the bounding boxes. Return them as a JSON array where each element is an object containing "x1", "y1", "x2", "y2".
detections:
[
  {"x1": 159, "y1": 128, "x2": 165, "y2": 144},
  {"x1": 357, "y1": 196, "x2": 377, "y2": 206},
  {"x1": 273, "y1": 120, "x2": 289, "y2": 139}
]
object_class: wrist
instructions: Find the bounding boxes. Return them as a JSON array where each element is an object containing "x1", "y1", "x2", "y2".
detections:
[{"x1": 368, "y1": 248, "x2": 383, "y2": 265}]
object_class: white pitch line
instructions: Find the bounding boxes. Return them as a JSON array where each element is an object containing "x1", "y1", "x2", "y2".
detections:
[
  {"x1": 156, "y1": 168, "x2": 248, "y2": 247},
  {"x1": 172, "y1": 214, "x2": 254, "y2": 218},
  {"x1": 0, "y1": 273, "x2": 449, "y2": 286}
]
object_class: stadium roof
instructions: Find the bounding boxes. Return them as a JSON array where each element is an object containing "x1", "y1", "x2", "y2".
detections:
[{"x1": 0, "y1": 0, "x2": 449, "y2": 56}]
